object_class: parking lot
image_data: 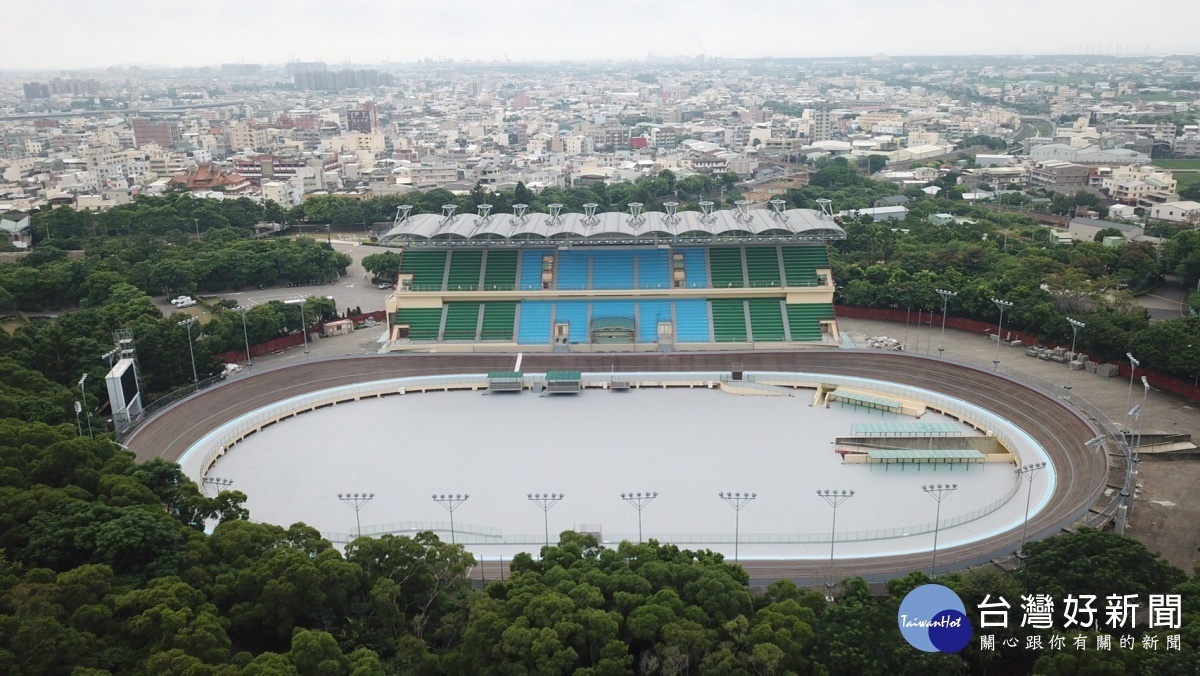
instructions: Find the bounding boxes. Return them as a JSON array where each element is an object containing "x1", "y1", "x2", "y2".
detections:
[{"x1": 153, "y1": 238, "x2": 394, "y2": 318}]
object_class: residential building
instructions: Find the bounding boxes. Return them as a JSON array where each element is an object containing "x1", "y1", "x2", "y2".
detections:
[
  {"x1": 409, "y1": 163, "x2": 459, "y2": 189},
  {"x1": 1029, "y1": 161, "x2": 1089, "y2": 189},
  {"x1": 132, "y1": 118, "x2": 181, "y2": 149},
  {"x1": 1067, "y1": 217, "x2": 1143, "y2": 242},
  {"x1": 261, "y1": 180, "x2": 304, "y2": 208},
  {"x1": 1150, "y1": 201, "x2": 1200, "y2": 224},
  {"x1": 810, "y1": 106, "x2": 835, "y2": 142},
  {"x1": 22, "y1": 82, "x2": 50, "y2": 100},
  {"x1": 345, "y1": 105, "x2": 378, "y2": 134}
]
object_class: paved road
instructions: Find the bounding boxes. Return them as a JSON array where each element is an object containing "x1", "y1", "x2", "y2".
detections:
[
  {"x1": 126, "y1": 351, "x2": 1110, "y2": 583},
  {"x1": 1138, "y1": 280, "x2": 1188, "y2": 322}
]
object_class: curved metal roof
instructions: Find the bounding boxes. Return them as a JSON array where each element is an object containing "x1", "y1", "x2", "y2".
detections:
[{"x1": 381, "y1": 206, "x2": 845, "y2": 244}]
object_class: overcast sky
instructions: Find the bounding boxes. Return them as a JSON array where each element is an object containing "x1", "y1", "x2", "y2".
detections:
[{"x1": 7, "y1": 0, "x2": 1198, "y2": 71}]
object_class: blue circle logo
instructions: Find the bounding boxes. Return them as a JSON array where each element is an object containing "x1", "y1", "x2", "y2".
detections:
[{"x1": 898, "y1": 584, "x2": 972, "y2": 653}]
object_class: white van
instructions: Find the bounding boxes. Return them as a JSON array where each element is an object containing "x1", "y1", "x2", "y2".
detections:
[{"x1": 171, "y1": 296, "x2": 196, "y2": 308}]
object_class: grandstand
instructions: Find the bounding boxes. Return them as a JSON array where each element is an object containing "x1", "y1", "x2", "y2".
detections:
[{"x1": 383, "y1": 200, "x2": 844, "y2": 351}]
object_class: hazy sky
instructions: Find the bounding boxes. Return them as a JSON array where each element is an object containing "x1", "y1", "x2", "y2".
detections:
[{"x1": 8, "y1": 0, "x2": 1198, "y2": 70}]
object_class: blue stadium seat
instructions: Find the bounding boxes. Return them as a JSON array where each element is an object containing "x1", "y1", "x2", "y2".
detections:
[
  {"x1": 556, "y1": 251, "x2": 590, "y2": 290},
  {"x1": 678, "y1": 248, "x2": 709, "y2": 288},
  {"x1": 637, "y1": 301, "x2": 673, "y2": 342},
  {"x1": 517, "y1": 301, "x2": 553, "y2": 344},
  {"x1": 635, "y1": 249, "x2": 671, "y2": 290},
  {"x1": 519, "y1": 250, "x2": 549, "y2": 291},
  {"x1": 590, "y1": 250, "x2": 635, "y2": 290},
  {"x1": 552, "y1": 301, "x2": 589, "y2": 343},
  {"x1": 675, "y1": 299, "x2": 711, "y2": 342}
]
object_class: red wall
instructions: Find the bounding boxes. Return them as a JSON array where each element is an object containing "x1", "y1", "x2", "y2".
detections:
[
  {"x1": 215, "y1": 311, "x2": 388, "y2": 365},
  {"x1": 834, "y1": 305, "x2": 1199, "y2": 402}
]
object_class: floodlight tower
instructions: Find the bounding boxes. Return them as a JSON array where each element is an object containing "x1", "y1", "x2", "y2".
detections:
[
  {"x1": 1064, "y1": 318, "x2": 1085, "y2": 400},
  {"x1": 936, "y1": 288, "x2": 957, "y2": 359},
  {"x1": 620, "y1": 492, "x2": 658, "y2": 543},
  {"x1": 991, "y1": 298, "x2": 1013, "y2": 371},
  {"x1": 817, "y1": 489, "x2": 854, "y2": 596},
  {"x1": 338, "y1": 492, "x2": 375, "y2": 539},
  {"x1": 719, "y1": 492, "x2": 757, "y2": 562},
  {"x1": 527, "y1": 493, "x2": 564, "y2": 550},
  {"x1": 433, "y1": 494, "x2": 470, "y2": 545},
  {"x1": 922, "y1": 484, "x2": 958, "y2": 577}
]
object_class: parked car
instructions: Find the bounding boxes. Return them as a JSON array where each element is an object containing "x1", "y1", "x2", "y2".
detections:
[
  {"x1": 171, "y1": 296, "x2": 197, "y2": 308},
  {"x1": 378, "y1": 283, "x2": 392, "y2": 290}
]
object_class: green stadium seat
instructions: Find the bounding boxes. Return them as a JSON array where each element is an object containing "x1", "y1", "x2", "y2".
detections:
[{"x1": 710, "y1": 298, "x2": 748, "y2": 342}]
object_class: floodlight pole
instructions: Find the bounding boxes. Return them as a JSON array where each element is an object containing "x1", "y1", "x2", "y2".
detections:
[
  {"x1": 527, "y1": 493, "x2": 563, "y2": 550},
  {"x1": 991, "y1": 298, "x2": 1013, "y2": 371},
  {"x1": 433, "y1": 493, "x2": 470, "y2": 545},
  {"x1": 179, "y1": 318, "x2": 198, "y2": 384},
  {"x1": 202, "y1": 476, "x2": 234, "y2": 495},
  {"x1": 922, "y1": 484, "x2": 957, "y2": 577},
  {"x1": 1064, "y1": 318, "x2": 1085, "y2": 400},
  {"x1": 719, "y1": 492, "x2": 757, "y2": 562},
  {"x1": 338, "y1": 492, "x2": 375, "y2": 539},
  {"x1": 1135, "y1": 376, "x2": 1150, "y2": 458},
  {"x1": 298, "y1": 300, "x2": 310, "y2": 355},
  {"x1": 936, "y1": 289, "x2": 957, "y2": 359},
  {"x1": 74, "y1": 400, "x2": 82, "y2": 436},
  {"x1": 817, "y1": 489, "x2": 854, "y2": 596},
  {"x1": 237, "y1": 306, "x2": 253, "y2": 367},
  {"x1": 1123, "y1": 353, "x2": 1139, "y2": 434},
  {"x1": 621, "y1": 491, "x2": 658, "y2": 543},
  {"x1": 78, "y1": 374, "x2": 92, "y2": 437},
  {"x1": 1016, "y1": 462, "x2": 1047, "y2": 562}
]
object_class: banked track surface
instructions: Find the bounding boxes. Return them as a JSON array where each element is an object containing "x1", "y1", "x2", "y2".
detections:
[{"x1": 125, "y1": 352, "x2": 1109, "y2": 582}]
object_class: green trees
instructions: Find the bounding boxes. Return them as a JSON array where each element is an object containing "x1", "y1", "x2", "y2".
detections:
[{"x1": 361, "y1": 252, "x2": 401, "y2": 282}]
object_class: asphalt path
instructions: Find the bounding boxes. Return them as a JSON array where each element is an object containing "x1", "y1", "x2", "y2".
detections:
[{"x1": 126, "y1": 351, "x2": 1108, "y2": 583}]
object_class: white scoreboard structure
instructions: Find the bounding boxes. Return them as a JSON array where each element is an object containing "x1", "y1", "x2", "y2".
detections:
[{"x1": 105, "y1": 358, "x2": 143, "y2": 434}]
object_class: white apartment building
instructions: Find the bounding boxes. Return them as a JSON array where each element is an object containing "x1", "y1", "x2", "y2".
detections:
[
  {"x1": 261, "y1": 180, "x2": 304, "y2": 208},
  {"x1": 565, "y1": 135, "x2": 593, "y2": 155},
  {"x1": 409, "y1": 163, "x2": 458, "y2": 189},
  {"x1": 227, "y1": 122, "x2": 269, "y2": 152},
  {"x1": 1150, "y1": 201, "x2": 1200, "y2": 224}
]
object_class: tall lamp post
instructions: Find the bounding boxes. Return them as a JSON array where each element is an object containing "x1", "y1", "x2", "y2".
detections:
[
  {"x1": 202, "y1": 477, "x2": 234, "y2": 495},
  {"x1": 1016, "y1": 462, "x2": 1047, "y2": 561},
  {"x1": 991, "y1": 298, "x2": 1013, "y2": 371},
  {"x1": 922, "y1": 484, "x2": 957, "y2": 577},
  {"x1": 298, "y1": 299, "x2": 311, "y2": 356},
  {"x1": 78, "y1": 374, "x2": 93, "y2": 437},
  {"x1": 1135, "y1": 376, "x2": 1150, "y2": 457},
  {"x1": 1123, "y1": 353, "x2": 1139, "y2": 434},
  {"x1": 338, "y1": 492, "x2": 375, "y2": 539},
  {"x1": 527, "y1": 493, "x2": 563, "y2": 550},
  {"x1": 178, "y1": 318, "x2": 198, "y2": 384},
  {"x1": 236, "y1": 306, "x2": 253, "y2": 368},
  {"x1": 936, "y1": 288, "x2": 957, "y2": 359},
  {"x1": 620, "y1": 492, "x2": 658, "y2": 543},
  {"x1": 74, "y1": 401, "x2": 82, "y2": 436},
  {"x1": 719, "y1": 492, "x2": 757, "y2": 562},
  {"x1": 433, "y1": 494, "x2": 469, "y2": 545},
  {"x1": 817, "y1": 489, "x2": 854, "y2": 596},
  {"x1": 1064, "y1": 318, "x2": 1085, "y2": 400}
]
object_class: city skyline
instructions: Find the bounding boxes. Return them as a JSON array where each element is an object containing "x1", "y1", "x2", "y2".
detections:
[{"x1": 6, "y1": 0, "x2": 1199, "y2": 71}]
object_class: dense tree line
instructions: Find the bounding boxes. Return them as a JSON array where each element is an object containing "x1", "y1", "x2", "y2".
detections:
[{"x1": 0, "y1": 414, "x2": 1197, "y2": 674}]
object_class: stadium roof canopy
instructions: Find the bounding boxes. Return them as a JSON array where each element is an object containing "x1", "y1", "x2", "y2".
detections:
[{"x1": 380, "y1": 202, "x2": 846, "y2": 246}]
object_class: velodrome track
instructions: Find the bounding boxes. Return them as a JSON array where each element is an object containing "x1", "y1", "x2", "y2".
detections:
[{"x1": 125, "y1": 351, "x2": 1111, "y2": 582}]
